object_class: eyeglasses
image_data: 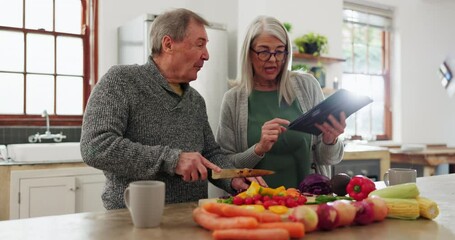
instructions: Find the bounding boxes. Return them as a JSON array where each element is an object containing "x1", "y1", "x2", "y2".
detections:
[{"x1": 250, "y1": 48, "x2": 288, "y2": 62}]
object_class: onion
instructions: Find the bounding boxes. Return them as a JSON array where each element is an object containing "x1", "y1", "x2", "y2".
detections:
[{"x1": 299, "y1": 173, "x2": 332, "y2": 195}]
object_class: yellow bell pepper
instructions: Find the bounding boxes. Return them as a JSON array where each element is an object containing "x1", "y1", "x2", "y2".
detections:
[
  {"x1": 268, "y1": 205, "x2": 289, "y2": 215},
  {"x1": 259, "y1": 187, "x2": 276, "y2": 196},
  {"x1": 245, "y1": 181, "x2": 261, "y2": 197},
  {"x1": 274, "y1": 186, "x2": 287, "y2": 196},
  {"x1": 241, "y1": 204, "x2": 265, "y2": 212}
]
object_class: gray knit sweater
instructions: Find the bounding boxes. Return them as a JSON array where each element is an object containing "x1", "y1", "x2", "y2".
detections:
[
  {"x1": 216, "y1": 72, "x2": 344, "y2": 178},
  {"x1": 80, "y1": 58, "x2": 234, "y2": 210}
]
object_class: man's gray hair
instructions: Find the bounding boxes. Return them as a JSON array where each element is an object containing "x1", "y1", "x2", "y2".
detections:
[{"x1": 150, "y1": 8, "x2": 209, "y2": 56}]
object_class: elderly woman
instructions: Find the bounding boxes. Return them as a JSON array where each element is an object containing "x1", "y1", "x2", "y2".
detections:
[{"x1": 216, "y1": 16, "x2": 346, "y2": 188}]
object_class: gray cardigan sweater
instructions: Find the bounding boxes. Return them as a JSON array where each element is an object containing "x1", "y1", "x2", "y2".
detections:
[
  {"x1": 80, "y1": 59, "x2": 234, "y2": 209},
  {"x1": 215, "y1": 72, "x2": 344, "y2": 178}
]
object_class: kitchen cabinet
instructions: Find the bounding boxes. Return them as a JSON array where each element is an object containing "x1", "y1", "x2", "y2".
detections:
[{"x1": 0, "y1": 163, "x2": 105, "y2": 220}]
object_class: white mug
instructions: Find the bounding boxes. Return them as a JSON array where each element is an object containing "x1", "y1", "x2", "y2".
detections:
[
  {"x1": 384, "y1": 168, "x2": 417, "y2": 186},
  {"x1": 0, "y1": 145, "x2": 8, "y2": 161},
  {"x1": 124, "y1": 180, "x2": 165, "y2": 228}
]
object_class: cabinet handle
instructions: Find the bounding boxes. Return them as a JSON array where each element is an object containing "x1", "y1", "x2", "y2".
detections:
[{"x1": 69, "y1": 187, "x2": 80, "y2": 191}]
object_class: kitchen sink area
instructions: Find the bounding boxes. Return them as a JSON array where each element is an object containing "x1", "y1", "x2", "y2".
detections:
[{"x1": 2, "y1": 142, "x2": 82, "y2": 164}]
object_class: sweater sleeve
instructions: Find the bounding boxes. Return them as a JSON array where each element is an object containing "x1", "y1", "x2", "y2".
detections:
[
  {"x1": 216, "y1": 89, "x2": 263, "y2": 169},
  {"x1": 80, "y1": 66, "x2": 180, "y2": 179}
]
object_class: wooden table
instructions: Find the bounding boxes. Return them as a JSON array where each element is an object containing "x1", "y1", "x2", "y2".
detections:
[
  {"x1": 390, "y1": 147, "x2": 455, "y2": 176},
  {"x1": 1, "y1": 174, "x2": 454, "y2": 239}
]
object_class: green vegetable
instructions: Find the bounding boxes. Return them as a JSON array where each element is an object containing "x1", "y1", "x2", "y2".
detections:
[
  {"x1": 305, "y1": 195, "x2": 353, "y2": 205},
  {"x1": 368, "y1": 183, "x2": 420, "y2": 199},
  {"x1": 217, "y1": 196, "x2": 233, "y2": 204}
]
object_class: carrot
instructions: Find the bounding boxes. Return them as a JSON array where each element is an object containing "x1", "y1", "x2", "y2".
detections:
[
  {"x1": 202, "y1": 202, "x2": 226, "y2": 216},
  {"x1": 212, "y1": 228, "x2": 290, "y2": 240},
  {"x1": 257, "y1": 222, "x2": 305, "y2": 238},
  {"x1": 192, "y1": 207, "x2": 258, "y2": 230},
  {"x1": 203, "y1": 202, "x2": 282, "y2": 223}
]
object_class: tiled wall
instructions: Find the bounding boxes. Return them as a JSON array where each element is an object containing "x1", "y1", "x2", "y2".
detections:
[{"x1": 0, "y1": 127, "x2": 82, "y2": 145}]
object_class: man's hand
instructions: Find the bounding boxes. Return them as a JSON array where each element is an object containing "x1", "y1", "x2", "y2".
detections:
[
  {"x1": 175, "y1": 152, "x2": 221, "y2": 182},
  {"x1": 231, "y1": 176, "x2": 268, "y2": 192}
]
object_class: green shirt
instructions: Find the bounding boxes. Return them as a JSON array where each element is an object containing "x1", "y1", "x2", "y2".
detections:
[{"x1": 247, "y1": 90, "x2": 311, "y2": 188}]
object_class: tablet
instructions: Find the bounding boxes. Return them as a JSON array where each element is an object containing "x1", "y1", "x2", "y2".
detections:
[{"x1": 288, "y1": 89, "x2": 373, "y2": 135}]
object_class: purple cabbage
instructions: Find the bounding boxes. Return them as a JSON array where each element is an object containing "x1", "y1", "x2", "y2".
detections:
[{"x1": 299, "y1": 173, "x2": 332, "y2": 195}]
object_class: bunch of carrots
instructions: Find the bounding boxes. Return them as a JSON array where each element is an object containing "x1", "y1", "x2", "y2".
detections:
[{"x1": 193, "y1": 202, "x2": 304, "y2": 240}]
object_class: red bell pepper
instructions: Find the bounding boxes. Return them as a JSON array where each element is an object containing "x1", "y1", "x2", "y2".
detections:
[{"x1": 346, "y1": 175, "x2": 376, "y2": 201}]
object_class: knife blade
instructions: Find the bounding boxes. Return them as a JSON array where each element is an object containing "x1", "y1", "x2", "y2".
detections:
[{"x1": 211, "y1": 168, "x2": 275, "y2": 179}]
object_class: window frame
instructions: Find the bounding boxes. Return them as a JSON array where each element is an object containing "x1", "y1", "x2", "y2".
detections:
[
  {"x1": 342, "y1": 3, "x2": 393, "y2": 140},
  {"x1": 0, "y1": 0, "x2": 98, "y2": 126}
]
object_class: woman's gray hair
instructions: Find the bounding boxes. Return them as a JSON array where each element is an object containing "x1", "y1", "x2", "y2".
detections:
[
  {"x1": 235, "y1": 16, "x2": 295, "y2": 106},
  {"x1": 150, "y1": 8, "x2": 209, "y2": 56}
]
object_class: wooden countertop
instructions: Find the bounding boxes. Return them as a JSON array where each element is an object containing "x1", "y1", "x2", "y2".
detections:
[{"x1": 1, "y1": 174, "x2": 454, "y2": 240}]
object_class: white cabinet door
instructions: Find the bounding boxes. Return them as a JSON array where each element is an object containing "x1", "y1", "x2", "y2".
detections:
[
  {"x1": 19, "y1": 177, "x2": 76, "y2": 218},
  {"x1": 76, "y1": 174, "x2": 105, "y2": 212}
]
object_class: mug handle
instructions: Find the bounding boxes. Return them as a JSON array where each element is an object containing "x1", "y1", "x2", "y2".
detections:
[
  {"x1": 124, "y1": 187, "x2": 131, "y2": 209},
  {"x1": 383, "y1": 172, "x2": 390, "y2": 186}
]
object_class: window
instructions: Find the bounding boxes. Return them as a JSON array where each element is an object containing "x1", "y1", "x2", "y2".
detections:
[
  {"x1": 342, "y1": 2, "x2": 393, "y2": 140},
  {"x1": 0, "y1": 0, "x2": 97, "y2": 126}
]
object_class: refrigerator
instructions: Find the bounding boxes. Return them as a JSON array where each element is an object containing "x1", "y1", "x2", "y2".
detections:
[
  {"x1": 117, "y1": 14, "x2": 229, "y2": 132},
  {"x1": 118, "y1": 14, "x2": 229, "y2": 198}
]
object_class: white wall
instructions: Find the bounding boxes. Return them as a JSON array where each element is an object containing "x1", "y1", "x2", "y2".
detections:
[{"x1": 98, "y1": 0, "x2": 455, "y2": 146}]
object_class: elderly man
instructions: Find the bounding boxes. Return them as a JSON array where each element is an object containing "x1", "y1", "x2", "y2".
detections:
[{"x1": 81, "y1": 8, "x2": 264, "y2": 210}]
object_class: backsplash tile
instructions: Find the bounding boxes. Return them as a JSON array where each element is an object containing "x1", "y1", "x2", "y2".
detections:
[{"x1": 0, "y1": 127, "x2": 81, "y2": 145}]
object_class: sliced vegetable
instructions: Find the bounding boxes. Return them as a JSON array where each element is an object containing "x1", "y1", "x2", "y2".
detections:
[
  {"x1": 268, "y1": 205, "x2": 289, "y2": 215},
  {"x1": 299, "y1": 173, "x2": 332, "y2": 195},
  {"x1": 245, "y1": 181, "x2": 262, "y2": 197},
  {"x1": 382, "y1": 198, "x2": 420, "y2": 220},
  {"x1": 416, "y1": 197, "x2": 439, "y2": 220},
  {"x1": 346, "y1": 175, "x2": 376, "y2": 201},
  {"x1": 305, "y1": 194, "x2": 353, "y2": 205},
  {"x1": 368, "y1": 183, "x2": 420, "y2": 199},
  {"x1": 241, "y1": 204, "x2": 266, "y2": 213}
]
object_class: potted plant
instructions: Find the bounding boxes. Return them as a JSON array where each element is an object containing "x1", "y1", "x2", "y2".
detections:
[
  {"x1": 294, "y1": 32, "x2": 328, "y2": 56},
  {"x1": 283, "y1": 22, "x2": 292, "y2": 33}
]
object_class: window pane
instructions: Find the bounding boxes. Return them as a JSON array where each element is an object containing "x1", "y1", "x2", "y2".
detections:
[
  {"x1": 25, "y1": 0, "x2": 53, "y2": 31},
  {"x1": 0, "y1": 31, "x2": 24, "y2": 72},
  {"x1": 0, "y1": 0, "x2": 23, "y2": 27},
  {"x1": 353, "y1": 43, "x2": 367, "y2": 73},
  {"x1": 368, "y1": 27, "x2": 383, "y2": 47},
  {"x1": 356, "y1": 105, "x2": 372, "y2": 137},
  {"x1": 0, "y1": 73, "x2": 24, "y2": 114},
  {"x1": 57, "y1": 36, "x2": 83, "y2": 75},
  {"x1": 55, "y1": 0, "x2": 82, "y2": 34},
  {"x1": 342, "y1": 42, "x2": 353, "y2": 72},
  {"x1": 56, "y1": 76, "x2": 83, "y2": 115},
  {"x1": 26, "y1": 74, "x2": 54, "y2": 114},
  {"x1": 27, "y1": 34, "x2": 54, "y2": 74},
  {"x1": 369, "y1": 46, "x2": 382, "y2": 74}
]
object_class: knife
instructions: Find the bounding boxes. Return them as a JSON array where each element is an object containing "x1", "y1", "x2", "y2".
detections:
[{"x1": 211, "y1": 168, "x2": 275, "y2": 179}]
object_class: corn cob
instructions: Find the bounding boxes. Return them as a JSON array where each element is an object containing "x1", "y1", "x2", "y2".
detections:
[
  {"x1": 416, "y1": 197, "x2": 439, "y2": 220},
  {"x1": 369, "y1": 183, "x2": 420, "y2": 199},
  {"x1": 382, "y1": 198, "x2": 420, "y2": 220}
]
